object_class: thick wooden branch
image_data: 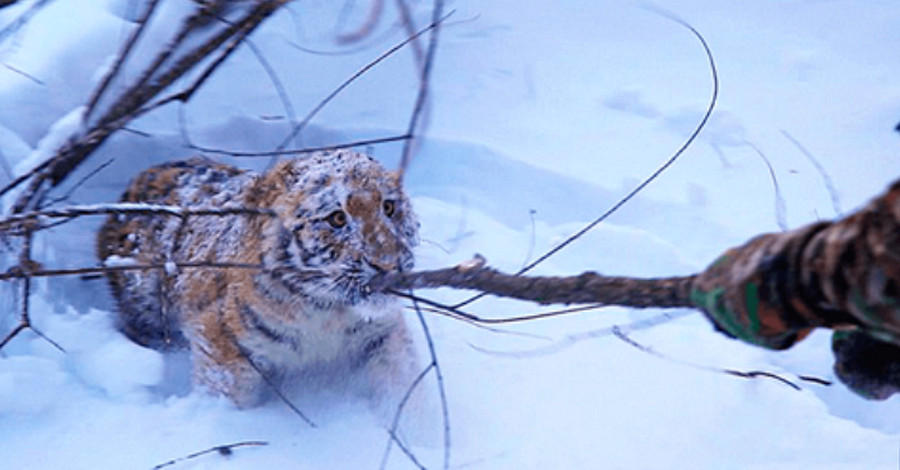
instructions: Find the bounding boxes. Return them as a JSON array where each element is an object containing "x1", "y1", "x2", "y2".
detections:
[{"x1": 372, "y1": 264, "x2": 697, "y2": 309}]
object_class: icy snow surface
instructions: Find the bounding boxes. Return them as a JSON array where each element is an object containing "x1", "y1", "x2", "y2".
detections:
[{"x1": 1, "y1": 0, "x2": 899, "y2": 469}]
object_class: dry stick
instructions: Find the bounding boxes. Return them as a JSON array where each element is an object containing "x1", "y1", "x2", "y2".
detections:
[
  {"x1": 780, "y1": 129, "x2": 842, "y2": 216},
  {"x1": 380, "y1": 363, "x2": 434, "y2": 470},
  {"x1": 610, "y1": 326, "x2": 807, "y2": 392},
  {"x1": 0, "y1": 158, "x2": 53, "y2": 200},
  {"x1": 182, "y1": 12, "x2": 449, "y2": 159},
  {"x1": 0, "y1": 203, "x2": 276, "y2": 232},
  {"x1": 0, "y1": 262, "x2": 268, "y2": 282},
  {"x1": 243, "y1": 38, "x2": 299, "y2": 149},
  {"x1": 744, "y1": 141, "x2": 788, "y2": 231},
  {"x1": 393, "y1": 0, "x2": 425, "y2": 68},
  {"x1": 0, "y1": 227, "x2": 64, "y2": 352},
  {"x1": 139, "y1": 22, "x2": 254, "y2": 116},
  {"x1": 374, "y1": 267, "x2": 697, "y2": 310},
  {"x1": 408, "y1": 304, "x2": 555, "y2": 340},
  {"x1": 41, "y1": 158, "x2": 116, "y2": 208},
  {"x1": 391, "y1": 288, "x2": 614, "y2": 326},
  {"x1": 273, "y1": 10, "x2": 452, "y2": 158},
  {"x1": 397, "y1": 0, "x2": 444, "y2": 177},
  {"x1": 149, "y1": 10, "x2": 295, "y2": 145},
  {"x1": 0, "y1": 0, "x2": 54, "y2": 45},
  {"x1": 188, "y1": 134, "x2": 413, "y2": 158},
  {"x1": 391, "y1": 4, "x2": 450, "y2": 467},
  {"x1": 2, "y1": 63, "x2": 43, "y2": 85},
  {"x1": 15, "y1": 0, "x2": 287, "y2": 207},
  {"x1": 238, "y1": 341, "x2": 316, "y2": 427},
  {"x1": 333, "y1": 0, "x2": 361, "y2": 35},
  {"x1": 451, "y1": 16, "x2": 719, "y2": 310},
  {"x1": 83, "y1": 0, "x2": 162, "y2": 124},
  {"x1": 336, "y1": 0, "x2": 384, "y2": 44},
  {"x1": 473, "y1": 311, "x2": 692, "y2": 358},
  {"x1": 94, "y1": 0, "x2": 250, "y2": 129},
  {"x1": 290, "y1": 23, "x2": 406, "y2": 57},
  {"x1": 412, "y1": 295, "x2": 451, "y2": 470},
  {"x1": 151, "y1": 441, "x2": 268, "y2": 470}
]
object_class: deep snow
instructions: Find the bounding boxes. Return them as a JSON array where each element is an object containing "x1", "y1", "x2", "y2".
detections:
[{"x1": 1, "y1": 0, "x2": 899, "y2": 469}]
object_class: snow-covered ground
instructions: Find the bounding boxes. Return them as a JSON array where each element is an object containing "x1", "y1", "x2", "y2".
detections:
[{"x1": 2, "y1": 0, "x2": 900, "y2": 468}]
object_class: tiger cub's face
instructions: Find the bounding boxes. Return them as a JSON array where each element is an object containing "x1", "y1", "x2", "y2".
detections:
[{"x1": 261, "y1": 152, "x2": 418, "y2": 307}]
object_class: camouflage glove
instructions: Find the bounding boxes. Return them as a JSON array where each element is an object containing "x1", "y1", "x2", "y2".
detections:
[
  {"x1": 690, "y1": 224, "x2": 828, "y2": 351},
  {"x1": 691, "y1": 180, "x2": 900, "y2": 399}
]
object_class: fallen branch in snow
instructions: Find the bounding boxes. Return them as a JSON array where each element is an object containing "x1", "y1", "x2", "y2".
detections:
[{"x1": 151, "y1": 440, "x2": 268, "y2": 470}]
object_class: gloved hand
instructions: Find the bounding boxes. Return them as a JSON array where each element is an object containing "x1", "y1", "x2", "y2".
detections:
[{"x1": 832, "y1": 331, "x2": 900, "y2": 400}]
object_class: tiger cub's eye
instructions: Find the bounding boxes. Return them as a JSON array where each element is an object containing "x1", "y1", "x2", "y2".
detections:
[
  {"x1": 326, "y1": 210, "x2": 348, "y2": 228},
  {"x1": 383, "y1": 199, "x2": 396, "y2": 217}
]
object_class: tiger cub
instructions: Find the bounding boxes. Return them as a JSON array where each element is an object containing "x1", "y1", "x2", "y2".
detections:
[{"x1": 97, "y1": 150, "x2": 421, "y2": 410}]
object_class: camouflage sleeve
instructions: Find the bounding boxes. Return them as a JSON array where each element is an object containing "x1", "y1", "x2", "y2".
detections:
[{"x1": 690, "y1": 180, "x2": 900, "y2": 398}]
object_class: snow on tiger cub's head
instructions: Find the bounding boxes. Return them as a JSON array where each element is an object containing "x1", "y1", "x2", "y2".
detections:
[{"x1": 254, "y1": 150, "x2": 419, "y2": 307}]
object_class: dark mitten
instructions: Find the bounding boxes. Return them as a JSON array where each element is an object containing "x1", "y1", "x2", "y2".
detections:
[{"x1": 832, "y1": 331, "x2": 900, "y2": 400}]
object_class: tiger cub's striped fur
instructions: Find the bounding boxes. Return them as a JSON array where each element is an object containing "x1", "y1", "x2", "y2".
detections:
[{"x1": 97, "y1": 150, "x2": 420, "y2": 409}]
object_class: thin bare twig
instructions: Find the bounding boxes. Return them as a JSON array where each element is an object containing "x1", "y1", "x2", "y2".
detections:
[
  {"x1": 0, "y1": 262, "x2": 268, "y2": 282},
  {"x1": 745, "y1": 141, "x2": 788, "y2": 231},
  {"x1": 0, "y1": 203, "x2": 276, "y2": 233},
  {"x1": 272, "y1": 10, "x2": 453, "y2": 159},
  {"x1": 8, "y1": 0, "x2": 288, "y2": 215},
  {"x1": 398, "y1": 0, "x2": 445, "y2": 177},
  {"x1": 0, "y1": 157, "x2": 53, "y2": 200},
  {"x1": 188, "y1": 134, "x2": 412, "y2": 158},
  {"x1": 392, "y1": 288, "x2": 614, "y2": 326},
  {"x1": 243, "y1": 38, "x2": 299, "y2": 152},
  {"x1": 781, "y1": 129, "x2": 842, "y2": 216},
  {"x1": 2, "y1": 63, "x2": 44, "y2": 85},
  {"x1": 83, "y1": 0, "x2": 162, "y2": 124},
  {"x1": 336, "y1": 0, "x2": 383, "y2": 44},
  {"x1": 0, "y1": 0, "x2": 54, "y2": 46},
  {"x1": 380, "y1": 363, "x2": 434, "y2": 470},
  {"x1": 151, "y1": 441, "x2": 268, "y2": 470},
  {"x1": 451, "y1": 13, "x2": 718, "y2": 309},
  {"x1": 138, "y1": 22, "x2": 254, "y2": 116},
  {"x1": 41, "y1": 158, "x2": 115, "y2": 207},
  {"x1": 610, "y1": 326, "x2": 829, "y2": 392},
  {"x1": 412, "y1": 294, "x2": 451, "y2": 470},
  {"x1": 0, "y1": 321, "x2": 27, "y2": 350},
  {"x1": 392, "y1": 0, "x2": 425, "y2": 68},
  {"x1": 178, "y1": 13, "x2": 450, "y2": 160},
  {"x1": 472, "y1": 311, "x2": 693, "y2": 358},
  {"x1": 0, "y1": 226, "x2": 65, "y2": 352},
  {"x1": 238, "y1": 340, "x2": 316, "y2": 427}
]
